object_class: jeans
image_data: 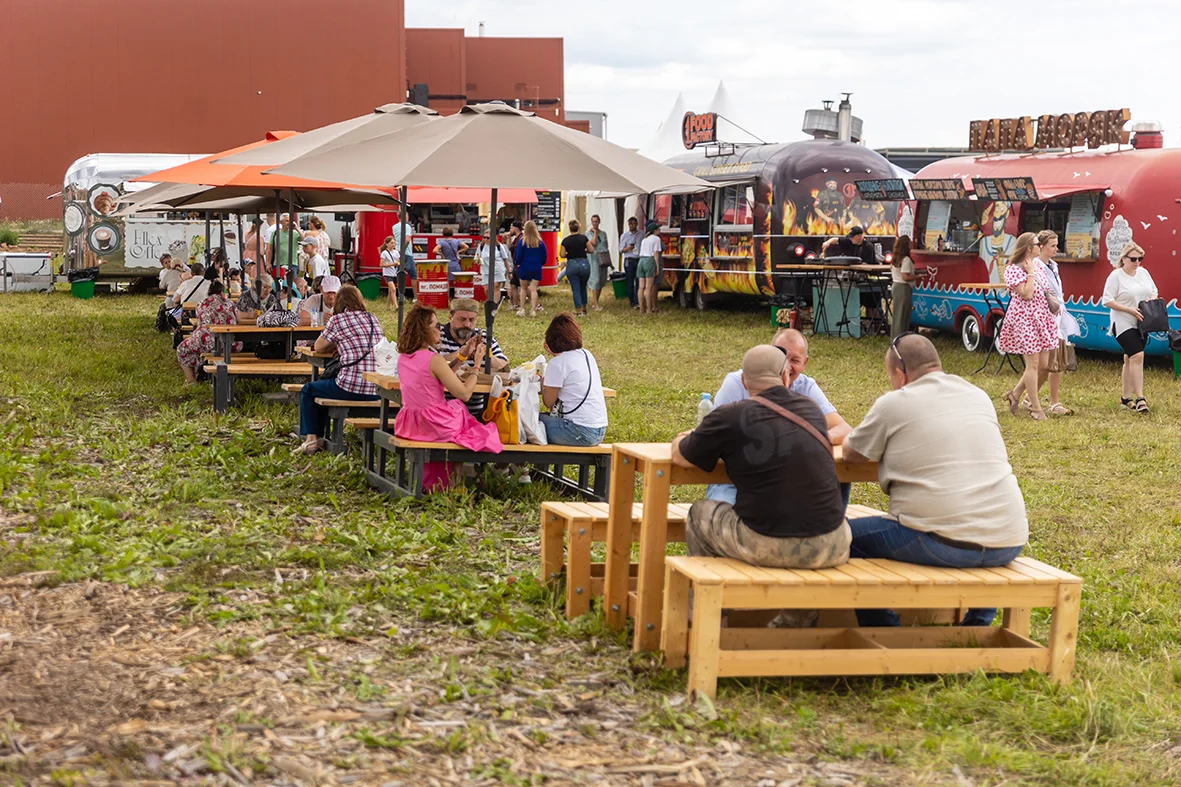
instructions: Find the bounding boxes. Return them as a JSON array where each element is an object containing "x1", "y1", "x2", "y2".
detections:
[
  {"x1": 706, "y1": 482, "x2": 851, "y2": 510},
  {"x1": 540, "y1": 414, "x2": 605, "y2": 446},
  {"x1": 848, "y1": 515, "x2": 1026, "y2": 627},
  {"x1": 623, "y1": 257, "x2": 639, "y2": 306},
  {"x1": 299, "y1": 377, "x2": 375, "y2": 437},
  {"x1": 566, "y1": 258, "x2": 590, "y2": 310}
]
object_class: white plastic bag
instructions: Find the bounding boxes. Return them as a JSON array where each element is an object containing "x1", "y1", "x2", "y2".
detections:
[
  {"x1": 373, "y1": 338, "x2": 398, "y2": 376},
  {"x1": 512, "y1": 355, "x2": 548, "y2": 445}
]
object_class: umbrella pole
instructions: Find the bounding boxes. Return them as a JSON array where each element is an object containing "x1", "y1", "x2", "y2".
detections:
[
  {"x1": 286, "y1": 189, "x2": 295, "y2": 310},
  {"x1": 484, "y1": 187, "x2": 497, "y2": 374},
  {"x1": 255, "y1": 211, "x2": 262, "y2": 295},
  {"x1": 235, "y1": 214, "x2": 244, "y2": 275},
  {"x1": 267, "y1": 192, "x2": 279, "y2": 298},
  {"x1": 397, "y1": 185, "x2": 408, "y2": 334},
  {"x1": 204, "y1": 212, "x2": 211, "y2": 269}
]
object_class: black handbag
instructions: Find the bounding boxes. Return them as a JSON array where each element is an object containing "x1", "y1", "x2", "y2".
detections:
[
  {"x1": 1168, "y1": 329, "x2": 1181, "y2": 353},
  {"x1": 1138, "y1": 298, "x2": 1169, "y2": 334},
  {"x1": 321, "y1": 320, "x2": 376, "y2": 380}
]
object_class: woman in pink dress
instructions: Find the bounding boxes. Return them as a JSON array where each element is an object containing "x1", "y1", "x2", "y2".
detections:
[
  {"x1": 998, "y1": 232, "x2": 1059, "y2": 421},
  {"x1": 395, "y1": 306, "x2": 502, "y2": 491}
]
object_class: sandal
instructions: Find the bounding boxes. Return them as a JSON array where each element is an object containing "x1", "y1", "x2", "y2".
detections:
[
  {"x1": 1134, "y1": 397, "x2": 1149, "y2": 414},
  {"x1": 1047, "y1": 403, "x2": 1073, "y2": 416},
  {"x1": 1120, "y1": 397, "x2": 1133, "y2": 410},
  {"x1": 1029, "y1": 409, "x2": 1047, "y2": 421},
  {"x1": 1003, "y1": 390, "x2": 1020, "y2": 415}
]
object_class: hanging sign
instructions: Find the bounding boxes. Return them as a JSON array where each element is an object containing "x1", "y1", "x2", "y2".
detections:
[
  {"x1": 968, "y1": 109, "x2": 1130, "y2": 151},
  {"x1": 854, "y1": 179, "x2": 909, "y2": 200},
  {"x1": 909, "y1": 178, "x2": 969, "y2": 201},
  {"x1": 971, "y1": 177, "x2": 1039, "y2": 202},
  {"x1": 682, "y1": 112, "x2": 718, "y2": 149},
  {"x1": 533, "y1": 191, "x2": 561, "y2": 232}
]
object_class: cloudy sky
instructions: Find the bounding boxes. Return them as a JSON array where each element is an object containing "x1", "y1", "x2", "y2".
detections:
[{"x1": 408, "y1": 0, "x2": 1179, "y2": 153}]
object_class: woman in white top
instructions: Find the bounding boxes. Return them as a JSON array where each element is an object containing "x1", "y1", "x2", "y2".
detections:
[
  {"x1": 889, "y1": 235, "x2": 923, "y2": 339},
  {"x1": 379, "y1": 235, "x2": 400, "y2": 307},
  {"x1": 1101, "y1": 241, "x2": 1158, "y2": 412},
  {"x1": 1034, "y1": 230, "x2": 1080, "y2": 415},
  {"x1": 476, "y1": 232, "x2": 511, "y2": 309},
  {"x1": 539, "y1": 313, "x2": 608, "y2": 446}
]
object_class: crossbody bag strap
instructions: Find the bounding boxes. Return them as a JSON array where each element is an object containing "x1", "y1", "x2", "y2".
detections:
[
  {"x1": 559, "y1": 350, "x2": 593, "y2": 417},
  {"x1": 338, "y1": 317, "x2": 378, "y2": 372},
  {"x1": 751, "y1": 394, "x2": 833, "y2": 456}
]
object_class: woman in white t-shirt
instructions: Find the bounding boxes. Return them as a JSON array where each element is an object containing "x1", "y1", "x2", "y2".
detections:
[
  {"x1": 637, "y1": 221, "x2": 663, "y2": 314},
  {"x1": 889, "y1": 235, "x2": 923, "y2": 339},
  {"x1": 539, "y1": 313, "x2": 608, "y2": 446},
  {"x1": 1101, "y1": 241, "x2": 1158, "y2": 413},
  {"x1": 379, "y1": 235, "x2": 400, "y2": 306}
]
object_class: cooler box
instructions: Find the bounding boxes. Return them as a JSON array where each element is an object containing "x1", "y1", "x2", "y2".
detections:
[{"x1": 0, "y1": 253, "x2": 53, "y2": 293}]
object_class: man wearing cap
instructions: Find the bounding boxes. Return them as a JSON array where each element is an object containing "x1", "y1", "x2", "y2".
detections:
[
  {"x1": 672, "y1": 344, "x2": 850, "y2": 570},
  {"x1": 302, "y1": 236, "x2": 330, "y2": 281},
  {"x1": 298, "y1": 275, "x2": 341, "y2": 325},
  {"x1": 618, "y1": 217, "x2": 642, "y2": 309},
  {"x1": 821, "y1": 226, "x2": 877, "y2": 264},
  {"x1": 435, "y1": 298, "x2": 509, "y2": 417}
]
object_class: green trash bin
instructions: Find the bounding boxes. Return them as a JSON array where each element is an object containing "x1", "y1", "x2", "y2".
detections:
[
  {"x1": 356, "y1": 274, "x2": 382, "y2": 301},
  {"x1": 71, "y1": 280, "x2": 95, "y2": 299},
  {"x1": 609, "y1": 272, "x2": 627, "y2": 300},
  {"x1": 1173, "y1": 351, "x2": 1181, "y2": 379}
]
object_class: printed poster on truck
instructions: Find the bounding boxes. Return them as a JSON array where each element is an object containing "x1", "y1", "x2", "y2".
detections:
[
  {"x1": 123, "y1": 219, "x2": 241, "y2": 269},
  {"x1": 1065, "y1": 193, "x2": 1098, "y2": 259}
]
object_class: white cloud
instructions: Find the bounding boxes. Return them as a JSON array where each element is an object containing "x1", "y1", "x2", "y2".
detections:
[{"x1": 407, "y1": 0, "x2": 1181, "y2": 156}]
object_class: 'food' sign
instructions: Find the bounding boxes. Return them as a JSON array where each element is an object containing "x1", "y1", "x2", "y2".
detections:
[{"x1": 682, "y1": 112, "x2": 718, "y2": 150}]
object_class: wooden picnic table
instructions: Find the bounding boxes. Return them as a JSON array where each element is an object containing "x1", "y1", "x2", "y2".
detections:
[
  {"x1": 294, "y1": 345, "x2": 335, "y2": 381},
  {"x1": 602, "y1": 442, "x2": 880, "y2": 651},
  {"x1": 208, "y1": 324, "x2": 324, "y2": 363}
]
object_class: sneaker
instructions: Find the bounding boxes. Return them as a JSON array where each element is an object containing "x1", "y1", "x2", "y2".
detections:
[
  {"x1": 517, "y1": 472, "x2": 532, "y2": 484},
  {"x1": 516, "y1": 309, "x2": 526, "y2": 317}
]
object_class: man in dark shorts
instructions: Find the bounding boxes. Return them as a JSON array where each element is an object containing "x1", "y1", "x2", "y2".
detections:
[{"x1": 672, "y1": 344, "x2": 850, "y2": 570}]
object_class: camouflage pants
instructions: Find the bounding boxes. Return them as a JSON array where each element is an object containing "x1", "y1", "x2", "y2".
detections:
[{"x1": 685, "y1": 500, "x2": 851, "y2": 569}]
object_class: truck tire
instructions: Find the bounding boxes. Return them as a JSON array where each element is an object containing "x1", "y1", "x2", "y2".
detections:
[
  {"x1": 694, "y1": 287, "x2": 707, "y2": 311},
  {"x1": 960, "y1": 313, "x2": 988, "y2": 353},
  {"x1": 678, "y1": 286, "x2": 691, "y2": 309}
]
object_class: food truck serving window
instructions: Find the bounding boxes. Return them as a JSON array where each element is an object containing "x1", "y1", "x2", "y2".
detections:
[{"x1": 717, "y1": 184, "x2": 755, "y2": 227}]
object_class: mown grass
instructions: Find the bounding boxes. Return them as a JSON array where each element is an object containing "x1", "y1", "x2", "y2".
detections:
[{"x1": 2, "y1": 289, "x2": 1181, "y2": 785}]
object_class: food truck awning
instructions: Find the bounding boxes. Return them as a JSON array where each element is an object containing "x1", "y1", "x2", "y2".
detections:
[
  {"x1": 916, "y1": 154, "x2": 1119, "y2": 201},
  {"x1": 404, "y1": 187, "x2": 537, "y2": 204},
  {"x1": 1031, "y1": 184, "x2": 1111, "y2": 200}
]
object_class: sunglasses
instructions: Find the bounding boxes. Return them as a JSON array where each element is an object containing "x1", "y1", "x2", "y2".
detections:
[
  {"x1": 1126, "y1": 255, "x2": 1144, "y2": 262},
  {"x1": 891, "y1": 331, "x2": 916, "y2": 374}
]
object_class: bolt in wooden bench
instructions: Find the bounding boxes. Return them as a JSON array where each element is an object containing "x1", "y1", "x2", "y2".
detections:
[
  {"x1": 201, "y1": 361, "x2": 314, "y2": 412},
  {"x1": 540, "y1": 501, "x2": 690, "y2": 620},
  {"x1": 355, "y1": 426, "x2": 612, "y2": 501},
  {"x1": 661, "y1": 555, "x2": 1082, "y2": 701}
]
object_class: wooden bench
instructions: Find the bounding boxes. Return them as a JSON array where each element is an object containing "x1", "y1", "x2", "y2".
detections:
[
  {"x1": 661, "y1": 555, "x2": 1082, "y2": 701},
  {"x1": 541, "y1": 501, "x2": 690, "y2": 620},
  {"x1": 201, "y1": 362, "x2": 314, "y2": 412},
  {"x1": 357, "y1": 426, "x2": 612, "y2": 501},
  {"x1": 311, "y1": 398, "x2": 381, "y2": 454}
]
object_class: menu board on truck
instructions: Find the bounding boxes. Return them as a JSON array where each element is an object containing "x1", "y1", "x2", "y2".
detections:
[
  {"x1": 854, "y1": 179, "x2": 909, "y2": 201},
  {"x1": 533, "y1": 191, "x2": 561, "y2": 232},
  {"x1": 1065, "y1": 193, "x2": 1098, "y2": 258},
  {"x1": 923, "y1": 201, "x2": 952, "y2": 249},
  {"x1": 909, "y1": 179, "x2": 968, "y2": 201},
  {"x1": 972, "y1": 177, "x2": 1039, "y2": 202}
]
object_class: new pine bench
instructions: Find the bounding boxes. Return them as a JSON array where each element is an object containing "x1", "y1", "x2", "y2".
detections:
[
  {"x1": 540, "y1": 501, "x2": 690, "y2": 620},
  {"x1": 661, "y1": 554, "x2": 1082, "y2": 701},
  {"x1": 347, "y1": 419, "x2": 612, "y2": 501}
]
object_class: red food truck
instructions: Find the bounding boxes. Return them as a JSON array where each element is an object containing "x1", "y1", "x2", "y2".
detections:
[{"x1": 905, "y1": 115, "x2": 1179, "y2": 356}]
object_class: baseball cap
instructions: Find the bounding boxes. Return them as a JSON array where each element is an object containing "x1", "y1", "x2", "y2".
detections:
[
  {"x1": 645, "y1": 220, "x2": 660, "y2": 233},
  {"x1": 320, "y1": 275, "x2": 342, "y2": 293},
  {"x1": 301, "y1": 236, "x2": 317, "y2": 247}
]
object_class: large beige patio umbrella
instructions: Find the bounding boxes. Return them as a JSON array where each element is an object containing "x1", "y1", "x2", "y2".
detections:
[
  {"x1": 271, "y1": 103, "x2": 713, "y2": 367},
  {"x1": 117, "y1": 181, "x2": 400, "y2": 215}
]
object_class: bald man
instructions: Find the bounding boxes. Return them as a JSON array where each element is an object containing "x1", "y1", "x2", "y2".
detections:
[
  {"x1": 843, "y1": 333, "x2": 1028, "y2": 627},
  {"x1": 709, "y1": 328, "x2": 852, "y2": 507},
  {"x1": 672, "y1": 345, "x2": 850, "y2": 570}
]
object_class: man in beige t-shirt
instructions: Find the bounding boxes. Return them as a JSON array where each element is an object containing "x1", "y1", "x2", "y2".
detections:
[{"x1": 843, "y1": 333, "x2": 1028, "y2": 627}]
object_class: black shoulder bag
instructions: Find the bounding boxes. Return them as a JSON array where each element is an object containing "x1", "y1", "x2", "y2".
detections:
[
  {"x1": 322, "y1": 317, "x2": 377, "y2": 381},
  {"x1": 551, "y1": 350, "x2": 593, "y2": 418},
  {"x1": 1138, "y1": 298, "x2": 1169, "y2": 335}
]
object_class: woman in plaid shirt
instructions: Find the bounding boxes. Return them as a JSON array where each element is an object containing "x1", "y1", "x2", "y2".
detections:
[{"x1": 294, "y1": 284, "x2": 383, "y2": 455}]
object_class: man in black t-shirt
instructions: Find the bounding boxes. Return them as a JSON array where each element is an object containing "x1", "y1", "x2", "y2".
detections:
[
  {"x1": 821, "y1": 226, "x2": 877, "y2": 264},
  {"x1": 672, "y1": 345, "x2": 850, "y2": 570}
]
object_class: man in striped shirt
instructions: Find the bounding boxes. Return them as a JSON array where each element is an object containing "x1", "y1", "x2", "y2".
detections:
[{"x1": 436, "y1": 298, "x2": 509, "y2": 417}]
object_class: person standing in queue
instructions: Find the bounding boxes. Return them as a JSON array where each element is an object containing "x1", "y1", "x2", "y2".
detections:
[
  {"x1": 434, "y1": 227, "x2": 469, "y2": 287},
  {"x1": 889, "y1": 235, "x2": 923, "y2": 339},
  {"x1": 619, "y1": 217, "x2": 642, "y2": 309},
  {"x1": 637, "y1": 220, "x2": 663, "y2": 314},
  {"x1": 586, "y1": 214, "x2": 611, "y2": 312},
  {"x1": 998, "y1": 233, "x2": 1059, "y2": 421},
  {"x1": 1101, "y1": 241, "x2": 1158, "y2": 413},
  {"x1": 514, "y1": 220, "x2": 547, "y2": 317},
  {"x1": 506, "y1": 220, "x2": 524, "y2": 312},
  {"x1": 559, "y1": 219, "x2": 595, "y2": 316}
]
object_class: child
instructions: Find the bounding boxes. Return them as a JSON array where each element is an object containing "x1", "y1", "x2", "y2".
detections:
[{"x1": 228, "y1": 268, "x2": 243, "y2": 299}]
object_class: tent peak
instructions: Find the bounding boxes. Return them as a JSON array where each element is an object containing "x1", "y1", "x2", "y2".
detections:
[
  {"x1": 461, "y1": 102, "x2": 535, "y2": 117},
  {"x1": 375, "y1": 102, "x2": 439, "y2": 116}
]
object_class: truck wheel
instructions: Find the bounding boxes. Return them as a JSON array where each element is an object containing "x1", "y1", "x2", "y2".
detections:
[
  {"x1": 961, "y1": 313, "x2": 987, "y2": 353},
  {"x1": 694, "y1": 287, "x2": 707, "y2": 311},
  {"x1": 678, "y1": 286, "x2": 691, "y2": 309}
]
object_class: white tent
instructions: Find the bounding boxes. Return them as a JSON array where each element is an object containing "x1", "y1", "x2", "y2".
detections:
[{"x1": 637, "y1": 92, "x2": 687, "y2": 164}]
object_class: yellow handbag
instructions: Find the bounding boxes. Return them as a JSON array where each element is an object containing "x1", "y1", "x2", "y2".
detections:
[{"x1": 481, "y1": 391, "x2": 519, "y2": 445}]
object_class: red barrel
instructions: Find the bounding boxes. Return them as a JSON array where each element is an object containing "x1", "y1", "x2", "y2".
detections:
[
  {"x1": 455, "y1": 258, "x2": 485, "y2": 301},
  {"x1": 415, "y1": 262, "x2": 450, "y2": 310}
]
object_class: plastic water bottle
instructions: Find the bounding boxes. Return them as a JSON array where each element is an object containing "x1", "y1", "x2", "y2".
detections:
[{"x1": 696, "y1": 393, "x2": 714, "y2": 425}]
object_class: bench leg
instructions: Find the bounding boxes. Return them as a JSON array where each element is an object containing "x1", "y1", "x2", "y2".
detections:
[
  {"x1": 565, "y1": 517, "x2": 592, "y2": 620},
  {"x1": 577, "y1": 463, "x2": 590, "y2": 496},
  {"x1": 603, "y1": 452, "x2": 637, "y2": 631},
  {"x1": 1002, "y1": 606, "x2": 1032, "y2": 638},
  {"x1": 687, "y1": 584, "x2": 723, "y2": 701},
  {"x1": 540, "y1": 511, "x2": 564, "y2": 586},
  {"x1": 325, "y1": 409, "x2": 346, "y2": 454},
  {"x1": 662, "y1": 563, "x2": 691, "y2": 669},
  {"x1": 214, "y1": 363, "x2": 230, "y2": 413},
  {"x1": 592, "y1": 456, "x2": 610, "y2": 502},
  {"x1": 634, "y1": 464, "x2": 672, "y2": 652},
  {"x1": 361, "y1": 429, "x2": 375, "y2": 472},
  {"x1": 1048, "y1": 584, "x2": 1081, "y2": 684}
]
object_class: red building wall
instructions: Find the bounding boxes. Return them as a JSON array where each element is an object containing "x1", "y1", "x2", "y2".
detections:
[
  {"x1": 464, "y1": 37, "x2": 565, "y2": 123},
  {"x1": 405, "y1": 28, "x2": 467, "y2": 115},
  {"x1": 0, "y1": 0, "x2": 406, "y2": 219}
]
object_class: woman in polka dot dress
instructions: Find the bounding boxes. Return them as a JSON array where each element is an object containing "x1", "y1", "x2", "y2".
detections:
[{"x1": 999, "y1": 232, "x2": 1060, "y2": 421}]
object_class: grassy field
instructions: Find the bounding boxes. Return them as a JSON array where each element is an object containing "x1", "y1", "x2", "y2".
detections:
[{"x1": 1, "y1": 288, "x2": 1180, "y2": 786}]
